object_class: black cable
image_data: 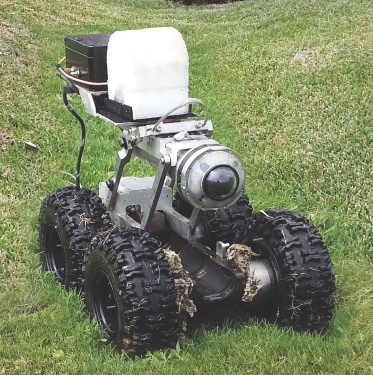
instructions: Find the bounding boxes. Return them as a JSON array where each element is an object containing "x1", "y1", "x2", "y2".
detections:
[{"x1": 62, "y1": 88, "x2": 86, "y2": 191}]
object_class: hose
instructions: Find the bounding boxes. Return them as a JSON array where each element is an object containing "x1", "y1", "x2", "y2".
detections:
[
  {"x1": 62, "y1": 89, "x2": 86, "y2": 190},
  {"x1": 56, "y1": 57, "x2": 107, "y2": 88}
]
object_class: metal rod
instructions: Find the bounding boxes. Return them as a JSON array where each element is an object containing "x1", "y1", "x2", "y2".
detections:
[
  {"x1": 108, "y1": 146, "x2": 134, "y2": 211},
  {"x1": 62, "y1": 88, "x2": 86, "y2": 190},
  {"x1": 140, "y1": 155, "x2": 171, "y2": 232}
]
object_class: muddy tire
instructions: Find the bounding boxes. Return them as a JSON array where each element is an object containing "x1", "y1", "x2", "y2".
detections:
[
  {"x1": 203, "y1": 194, "x2": 254, "y2": 248},
  {"x1": 250, "y1": 210, "x2": 335, "y2": 333},
  {"x1": 83, "y1": 227, "x2": 181, "y2": 357},
  {"x1": 38, "y1": 186, "x2": 111, "y2": 292}
]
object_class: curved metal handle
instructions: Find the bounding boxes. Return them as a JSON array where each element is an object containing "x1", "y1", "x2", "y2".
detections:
[{"x1": 153, "y1": 98, "x2": 209, "y2": 131}]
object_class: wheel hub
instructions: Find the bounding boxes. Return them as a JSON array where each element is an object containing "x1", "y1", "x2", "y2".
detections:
[
  {"x1": 45, "y1": 226, "x2": 66, "y2": 283},
  {"x1": 92, "y1": 270, "x2": 118, "y2": 339},
  {"x1": 246, "y1": 258, "x2": 277, "y2": 304}
]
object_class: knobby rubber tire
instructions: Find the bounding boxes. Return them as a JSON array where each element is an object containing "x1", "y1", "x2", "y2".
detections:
[
  {"x1": 83, "y1": 227, "x2": 181, "y2": 357},
  {"x1": 173, "y1": 192, "x2": 254, "y2": 248},
  {"x1": 203, "y1": 194, "x2": 254, "y2": 247},
  {"x1": 38, "y1": 186, "x2": 112, "y2": 292},
  {"x1": 251, "y1": 210, "x2": 336, "y2": 333}
]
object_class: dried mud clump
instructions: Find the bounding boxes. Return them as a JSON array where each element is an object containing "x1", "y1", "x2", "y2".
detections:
[
  {"x1": 225, "y1": 244, "x2": 262, "y2": 302},
  {"x1": 163, "y1": 249, "x2": 196, "y2": 334}
]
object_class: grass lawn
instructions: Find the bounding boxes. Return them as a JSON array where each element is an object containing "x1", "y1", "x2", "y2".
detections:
[{"x1": 0, "y1": 0, "x2": 372, "y2": 373}]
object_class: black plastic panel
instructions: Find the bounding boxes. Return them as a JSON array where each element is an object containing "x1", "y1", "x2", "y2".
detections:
[{"x1": 64, "y1": 34, "x2": 111, "y2": 90}]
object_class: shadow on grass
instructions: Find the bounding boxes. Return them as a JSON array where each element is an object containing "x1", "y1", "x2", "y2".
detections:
[{"x1": 186, "y1": 302, "x2": 269, "y2": 333}]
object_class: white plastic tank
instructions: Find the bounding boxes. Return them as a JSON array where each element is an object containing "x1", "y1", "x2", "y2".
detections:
[{"x1": 107, "y1": 27, "x2": 189, "y2": 120}]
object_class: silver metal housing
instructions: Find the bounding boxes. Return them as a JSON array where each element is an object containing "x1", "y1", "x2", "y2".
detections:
[
  {"x1": 175, "y1": 145, "x2": 245, "y2": 210},
  {"x1": 76, "y1": 87, "x2": 246, "y2": 212}
]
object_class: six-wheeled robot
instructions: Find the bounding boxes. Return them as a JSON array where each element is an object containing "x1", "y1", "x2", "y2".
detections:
[{"x1": 38, "y1": 27, "x2": 335, "y2": 357}]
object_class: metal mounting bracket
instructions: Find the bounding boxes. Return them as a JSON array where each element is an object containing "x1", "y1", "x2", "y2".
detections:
[
  {"x1": 140, "y1": 155, "x2": 171, "y2": 232},
  {"x1": 108, "y1": 144, "x2": 134, "y2": 211}
]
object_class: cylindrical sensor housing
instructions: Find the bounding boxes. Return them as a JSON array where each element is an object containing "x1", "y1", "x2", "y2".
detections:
[{"x1": 175, "y1": 145, "x2": 245, "y2": 210}]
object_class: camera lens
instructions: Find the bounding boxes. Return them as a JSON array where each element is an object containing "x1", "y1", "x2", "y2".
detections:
[{"x1": 203, "y1": 166, "x2": 239, "y2": 201}]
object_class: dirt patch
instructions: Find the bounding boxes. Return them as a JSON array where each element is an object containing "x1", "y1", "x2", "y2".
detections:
[
  {"x1": 292, "y1": 45, "x2": 338, "y2": 70},
  {"x1": 0, "y1": 131, "x2": 14, "y2": 151},
  {"x1": 0, "y1": 23, "x2": 14, "y2": 55},
  {"x1": 0, "y1": 21, "x2": 29, "y2": 63}
]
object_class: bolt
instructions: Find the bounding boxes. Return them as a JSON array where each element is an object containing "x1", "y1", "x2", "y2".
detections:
[
  {"x1": 70, "y1": 66, "x2": 80, "y2": 78},
  {"x1": 126, "y1": 205, "x2": 136, "y2": 213},
  {"x1": 195, "y1": 122, "x2": 203, "y2": 129},
  {"x1": 155, "y1": 124, "x2": 162, "y2": 132},
  {"x1": 160, "y1": 157, "x2": 165, "y2": 164}
]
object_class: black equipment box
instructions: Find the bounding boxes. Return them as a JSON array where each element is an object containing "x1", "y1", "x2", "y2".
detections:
[{"x1": 64, "y1": 34, "x2": 111, "y2": 90}]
